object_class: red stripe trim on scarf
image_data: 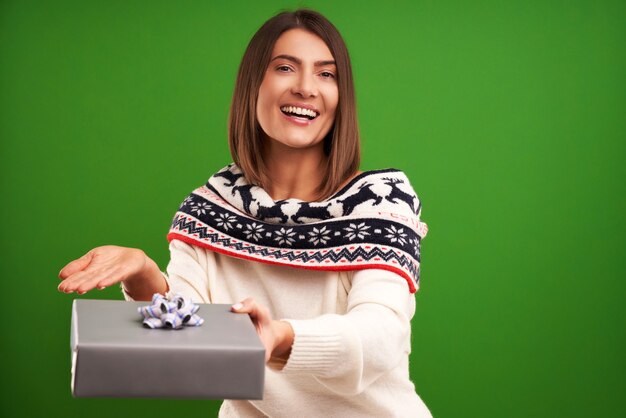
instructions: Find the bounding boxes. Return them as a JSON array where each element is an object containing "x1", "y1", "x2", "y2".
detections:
[{"x1": 167, "y1": 232, "x2": 417, "y2": 293}]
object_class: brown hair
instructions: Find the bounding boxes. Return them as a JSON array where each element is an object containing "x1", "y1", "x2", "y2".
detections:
[{"x1": 228, "y1": 9, "x2": 360, "y2": 201}]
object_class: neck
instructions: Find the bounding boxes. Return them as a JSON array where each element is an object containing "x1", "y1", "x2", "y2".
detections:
[{"x1": 261, "y1": 139, "x2": 327, "y2": 201}]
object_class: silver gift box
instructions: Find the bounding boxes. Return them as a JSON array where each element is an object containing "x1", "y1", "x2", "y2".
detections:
[{"x1": 70, "y1": 299, "x2": 265, "y2": 399}]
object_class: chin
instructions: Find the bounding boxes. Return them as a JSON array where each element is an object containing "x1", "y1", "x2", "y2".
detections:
[
  {"x1": 283, "y1": 138, "x2": 325, "y2": 150},
  {"x1": 269, "y1": 133, "x2": 324, "y2": 150}
]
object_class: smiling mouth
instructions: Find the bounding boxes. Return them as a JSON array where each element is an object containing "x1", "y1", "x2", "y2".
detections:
[{"x1": 280, "y1": 106, "x2": 319, "y2": 120}]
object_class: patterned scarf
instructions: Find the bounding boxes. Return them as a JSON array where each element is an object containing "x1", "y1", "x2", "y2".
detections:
[{"x1": 167, "y1": 164, "x2": 428, "y2": 293}]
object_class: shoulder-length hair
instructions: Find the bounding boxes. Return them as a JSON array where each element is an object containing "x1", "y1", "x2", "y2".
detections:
[{"x1": 228, "y1": 9, "x2": 360, "y2": 201}]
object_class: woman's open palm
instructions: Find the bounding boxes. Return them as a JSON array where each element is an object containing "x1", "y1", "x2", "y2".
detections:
[{"x1": 58, "y1": 246, "x2": 147, "y2": 294}]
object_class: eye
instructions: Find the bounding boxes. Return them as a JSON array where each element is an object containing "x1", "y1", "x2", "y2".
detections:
[
  {"x1": 320, "y1": 71, "x2": 335, "y2": 79},
  {"x1": 276, "y1": 65, "x2": 293, "y2": 73}
]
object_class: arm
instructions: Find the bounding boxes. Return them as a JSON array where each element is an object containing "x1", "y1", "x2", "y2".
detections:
[
  {"x1": 122, "y1": 239, "x2": 212, "y2": 303},
  {"x1": 282, "y1": 269, "x2": 414, "y2": 395},
  {"x1": 232, "y1": 269, "x2": 415, "y2": 396}
]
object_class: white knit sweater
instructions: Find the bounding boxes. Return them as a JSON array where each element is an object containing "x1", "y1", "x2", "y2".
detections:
[{"x1": 125, "y1": 239, "x2": 432, "y2": 417}]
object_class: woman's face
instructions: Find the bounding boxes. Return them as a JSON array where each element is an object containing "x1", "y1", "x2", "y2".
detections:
[{"x1": 256, "y1": 29, "x2": 338, "y2": 152}]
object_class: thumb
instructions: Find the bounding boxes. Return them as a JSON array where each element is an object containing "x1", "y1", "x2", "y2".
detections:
[
  {"x1": 59, "y1": 251, "x2": 94, "y2": 279},
  {"x1": 230, "y1": 298, "x2": 256, "y2": 315},
  {"x1": 231, "y1": 298, "x2": 274, "y2": 331}
]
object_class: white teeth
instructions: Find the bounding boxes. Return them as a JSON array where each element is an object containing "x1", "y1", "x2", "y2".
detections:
[{"x1": 281, "y1": 106, "x2": 318, "y2": 118}]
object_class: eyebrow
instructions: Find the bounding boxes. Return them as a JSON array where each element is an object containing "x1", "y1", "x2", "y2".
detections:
[{"x1": 270, "y1": 54, "x2": 336, "y2": 67}]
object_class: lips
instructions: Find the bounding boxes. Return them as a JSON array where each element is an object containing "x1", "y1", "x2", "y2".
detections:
[{"x1": 280, "y1": 104, "x2": 319, "y2": 120}]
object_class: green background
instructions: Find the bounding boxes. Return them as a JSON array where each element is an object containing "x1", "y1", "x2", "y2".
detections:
[{"x1": 1, "y1": 0, "x2": 624, "y2": 417}]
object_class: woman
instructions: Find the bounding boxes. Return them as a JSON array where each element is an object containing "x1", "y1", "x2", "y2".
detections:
[{"x1": 58, "y1": 9, "x2": 431, "y2": 417}]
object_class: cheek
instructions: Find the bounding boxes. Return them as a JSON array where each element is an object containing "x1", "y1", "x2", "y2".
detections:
[
  {"x1": 325, "y1": 86, "x2": 339, "y2": 118},
  {"x1": 257, "y1": 71, "x2": 272, "y2": 104},
  {"x1": 326, "y1": 102, "x2": 339, "y2": 125},
  {"x1": 256, "y1": 85, "x2": 272, "y2": 125}
]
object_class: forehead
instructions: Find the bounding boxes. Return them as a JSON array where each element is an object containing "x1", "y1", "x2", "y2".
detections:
[{"x1": 272, "y1": 29, "x2": 334, "y2": 61}]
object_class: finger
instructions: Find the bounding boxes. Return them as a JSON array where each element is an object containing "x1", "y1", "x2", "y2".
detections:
[
  {"x1": 75, "y1": 278, "x2": 102, "y2": 295},
  {"x1": 58, "y1": 270, "x2": 92, "y2": 293},
  {"x1": 59, "y1": 269, "x2": 107, "y2": 294},
  {"x1": 59, "y1": 251, "x2": 95, "y2": 279},
  {"x1": 231, "y1": 298, "x2": 271, "y2": 325},
  {"x1": 231, "y1": 299, "x2": 275, "y2": 362},
  {"x1": 74, "y1": 265, "x2": 125, "y2": 294},
  {"x1": 230, "y1": 297, "x2": 255, "y2": 313},
  {"x1": 94, "y1": 267, "x2": 127, "y2": 290}
]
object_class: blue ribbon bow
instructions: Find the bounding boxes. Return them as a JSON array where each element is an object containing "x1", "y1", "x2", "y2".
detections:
[{"x1": 138, "y1": 293, "x2": 204, "y2": 329}]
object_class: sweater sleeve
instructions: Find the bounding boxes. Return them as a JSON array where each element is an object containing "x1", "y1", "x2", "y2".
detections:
[
  {"x1": 121, "y1": 239, "x2": 212, "y2": 303},
  {"x1": 276, "y1": 268, "x2": 416, "y2": 396}
]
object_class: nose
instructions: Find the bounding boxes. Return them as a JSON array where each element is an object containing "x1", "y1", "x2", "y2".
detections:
[{"x1": 291, "y1": 72, "x2": 317, "y2": 98}]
